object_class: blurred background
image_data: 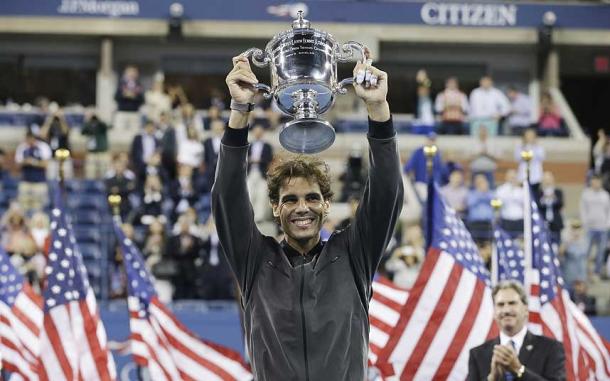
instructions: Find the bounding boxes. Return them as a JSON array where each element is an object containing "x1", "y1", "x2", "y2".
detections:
[{"x1": 0, "y1": 0, "x2": 609, "y2": 376}]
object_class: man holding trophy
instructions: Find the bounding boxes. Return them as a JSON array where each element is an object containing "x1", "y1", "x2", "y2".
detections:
[{"x1": 212, "y1": 13, "x2": 403, "y2": 380}]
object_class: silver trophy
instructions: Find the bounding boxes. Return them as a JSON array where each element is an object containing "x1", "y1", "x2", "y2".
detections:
[{"x1": 242, "y1": 11, "x2": 367, "y2": 154}]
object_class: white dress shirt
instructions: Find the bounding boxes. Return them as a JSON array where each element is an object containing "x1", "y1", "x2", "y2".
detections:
[
  {"x1": 469, "y1": 87, "x2": 511, "y2": 119},
  {"x1": 500, "y1": 325, "x2": 528, "y2": 354}
]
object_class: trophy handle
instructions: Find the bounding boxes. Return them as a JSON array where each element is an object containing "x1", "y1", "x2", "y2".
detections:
[
  {"x1": 336, "y1": 41, "x2": 367, "y2": 63},
  {"x1": 241, "y1": 48, "x2": 271, "y2": 68},
  {"x1": 253, "y1": 83, "x2": 273, "y2": 99},
  {"x1": 336, "y1": 77, "x2": 354, "y2": 95}
]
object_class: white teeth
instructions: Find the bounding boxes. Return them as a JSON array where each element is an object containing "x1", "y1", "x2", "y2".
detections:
[{"x1": 294, "y1": 219, "x2": 313, "y2": 226}]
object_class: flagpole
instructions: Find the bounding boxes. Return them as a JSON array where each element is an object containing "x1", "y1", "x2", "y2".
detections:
[
  {"x1": 108, "y1": 195, "x2": 144, "y2": 381},
  {"x1": 490, "y1": 198, "x2": 503, "y2": 285},
  {"x1": 424, "y1": 145, "x2": 438, "y2": 250},
  {"x1": 521, "y1": 150, "x2": 534, "y2": 291}
]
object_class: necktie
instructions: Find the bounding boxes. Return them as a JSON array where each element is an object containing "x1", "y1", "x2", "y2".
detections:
[{"x1": 504, "y1": 340, "x2": 517, "y2": 381}]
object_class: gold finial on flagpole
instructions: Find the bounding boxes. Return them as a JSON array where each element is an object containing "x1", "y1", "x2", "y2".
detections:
[
  {"x1": 490, "y1": 198, "x2": 503, "y2": 212},
  {"x1": 423, "y1": 144, "x2": 438, "y2": 177},
  {"x1": 520, "y1": 149, "x2": 533, "y2": 184},
  {"x1": 108, "y1": 194, "x2": 122, "y2": 217},
  {"x1": 55, "y1": 148, "x2": 70, "y2": 184}
]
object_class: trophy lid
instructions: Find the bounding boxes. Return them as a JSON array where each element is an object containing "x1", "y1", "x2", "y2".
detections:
[{"x1": 292, "y1": 10, "x2": 311, "y2": 29}]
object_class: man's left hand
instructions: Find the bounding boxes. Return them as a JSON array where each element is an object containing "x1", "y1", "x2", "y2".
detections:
[
  {"x1": 492, "y1": 344, "x2": 523, "y2": 374},
  {"x1": 353, "y1": 58, "x2": 390, "y2": 122}
]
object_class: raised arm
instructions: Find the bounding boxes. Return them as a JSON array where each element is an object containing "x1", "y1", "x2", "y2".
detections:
[
  {"x1": 347, "y1": 60, "x2": 404, "y2": 284},
  {"x1": 211, "y1": 56, "x2": 262, "y2": 295}
]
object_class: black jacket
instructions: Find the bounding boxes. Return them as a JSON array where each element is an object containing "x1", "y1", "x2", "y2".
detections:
[
  {"x1": 468, "y1": 331, "x2": 566, "y2": 381},
  {"x1": 212, "y1": 119, "x2": 403, "y2": 381}
]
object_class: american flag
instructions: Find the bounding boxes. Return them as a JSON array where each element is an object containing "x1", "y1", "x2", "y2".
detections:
[
  {"x1": 112, "y1": 218, "x2": 254, "y2": 381},
  {"x1": 375, "y1": 182, "x2": 497, "y2": 380},
  {"x1": 0, "y1": 248, "x2": 42, "y2": 380},
  {"x1": 368, "y1": 277, "x2": 409, "y2": 367},
  {"x1": 492, "y1": 225, "x2": 525, "y2": 285},
  {"x1": 521, "y1": 185, "x2": 610, "y2": 381},
  {"x1": 38, "y1": 187, "x2": 116, "y2": 380}
]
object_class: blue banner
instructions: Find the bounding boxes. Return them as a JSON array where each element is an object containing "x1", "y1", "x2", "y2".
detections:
[{"x1": 1, "y1": 0, "x2": 609, "y2": 29}]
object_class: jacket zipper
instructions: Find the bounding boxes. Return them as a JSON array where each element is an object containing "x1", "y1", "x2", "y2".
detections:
[{"x1": 300, "y1": 265, "x2": 310, "y2": 381}]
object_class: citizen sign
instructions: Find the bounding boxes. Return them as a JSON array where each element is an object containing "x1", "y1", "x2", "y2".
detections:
[{"x1": 421, "y1": 2, "x2": 518, "y2": 27}]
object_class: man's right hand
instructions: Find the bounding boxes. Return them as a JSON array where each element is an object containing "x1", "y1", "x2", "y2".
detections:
[
  {"x1": 226, "y1": 55, "x2": 259, "y2": 129},
  {"x1": 226, "y1": 55, "x2": 258, "y2": 105}
]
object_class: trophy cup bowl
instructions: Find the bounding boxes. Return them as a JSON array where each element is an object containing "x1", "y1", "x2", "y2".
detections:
[{"x1": 242, "y1": 11, "x2": 367, "y2": 154}]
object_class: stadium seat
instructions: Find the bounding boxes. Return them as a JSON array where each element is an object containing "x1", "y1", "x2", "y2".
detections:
[
  {"x1": 73, "y1": 228, "x2": 102, "y2": 244},
  {"x1": 71, "y1": 210, "x2": 103, "y2": 226},
  {"x1": 67, "y1": 194, "x2": 107, "y2": 211},
  {"x1": 78, "y1": 243, "x2": 102, "y2": 260}
]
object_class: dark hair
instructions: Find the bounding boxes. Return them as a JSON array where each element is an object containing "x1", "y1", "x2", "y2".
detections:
[
  {"x1": 492, "y1": 280, "x2": 528, "y2": 305},
  {"x1": 267, "y1": 156, "x2": 334, "y2": 204}
]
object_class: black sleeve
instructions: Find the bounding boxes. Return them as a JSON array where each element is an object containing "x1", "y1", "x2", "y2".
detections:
[
  {"x1": 467, "y1": 349, "x2": 481, "y2": 381},
  {"x1": 347, "y1": 117, "x2": 404, "y2": 289},
  {"x1": 211, "y1": 143, "x2": 263, "y2": 300}
]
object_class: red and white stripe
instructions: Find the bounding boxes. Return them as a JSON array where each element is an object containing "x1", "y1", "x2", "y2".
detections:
[
  {"x1": 128, "y1": 296, "x2": 253, "y2": 381},
  {"x1": 369, "y1": 277, "x2": 409, "y2": 365},
  {"x1": 0, "y1": 283, "x2": 42, "y2": 380},
  {"x1": 38, "y1": 290, "x2": 116, "y2": 381},
  {"x1": 527, "y1": 270, "x2": 610, "y2": 381},
  {"x1": 376, "y1": 248, "x2": 497, "y2": 380}
]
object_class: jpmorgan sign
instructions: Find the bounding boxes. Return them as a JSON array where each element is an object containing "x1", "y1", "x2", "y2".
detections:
[
  {"x1": 421, "y1": 2, "x2": 518, "y2": 27},
  {"x1": 57, "y1": 0, "x2": 140, "y2": 17}
]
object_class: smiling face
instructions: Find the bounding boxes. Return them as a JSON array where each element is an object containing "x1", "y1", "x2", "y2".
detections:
[
  {"x1": 493, "y1": 288, "x2": 529, "y2": 336},
  {"x1": 272, "y1": 176, "x2": 329, "y2": 253}
]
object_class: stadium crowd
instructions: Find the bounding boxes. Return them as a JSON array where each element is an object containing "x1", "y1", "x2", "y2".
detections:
[{"x1": 0, "y1": 65, "x2": 608, "y2": 316}]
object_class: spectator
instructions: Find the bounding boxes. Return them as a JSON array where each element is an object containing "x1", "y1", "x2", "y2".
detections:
[
  {"x1": 105, "y1": 152, "x2": 137, "y2": 220},
  {"x1": 144, "y1": 73, "x2": 171, "y2": 123},
  {"x1": 1, "y1": 207, "x2": 37, "y2": 274},
  {"x1": 114, "y1": 65, "x2": 144, "y2": 136},
  {"x1": 469, "y1": 126, "x2": 499, "y2": 188},
  {"x1": 569, "y1": 280, "x2": 597, "y2": 316},
  {"x1": 177, "y1": 124, "x2": 204, "y2": 170},
  {"x1": 177, "y1": 103, "x2": 204, "y2": 140},
  {"x1": 440, "y1": 170, "x2": 468, "y2": 218},
  {"x1": 466, "y1": 174, "x2": 495, "y2": 241},
  {"x1": 495, "y1": 169, "x2": 524, "y2": 237},
  {"x1": 435, "y1": 77, "x2": 468, "y2": 135},
  {"x1": 14, "y1": 130, "x2": 52, "y2": 212},
  {"x1": 247, "y1": 124, "x2": 274, "y2": 223},
  {"x1": 209, "y1": 87, "x2": 226, "y2": 110},
  {"x1": 404, "y1": 132, "x2": 444, "y2": 199},
  {"x1": 385, "y1": 225, "x2": 424, "y2": 289},
  {"x1": 592, "y1": 129, "x2": 608, "y2": 177},
  {"x1": 506, "y1": 86, "x2": 532, "y2": 136},
  {"x1": 339, "y1": 144, "x2": 366, "y2": 202},
  {"x1": 468, "y1": 75, "x2": 510, "y2": 136},
  {"x1": 537, "y1": 92, "x2": 565, "y2": 137},
  {"x1": 202, "y1": 119, "x2": 224, "y2": 191},
  {"x1": 203, "y1": 104, "x2": 222, "y2": 131},
  {"x1": 601, "y1": 141, "x2": 610, "y2": 194},
  {"x1": 171, "y1": 164, "x2": 199, "y2": 219},
  {"x1": 81, "y1": 110, "x2": 111, "y2": 179},
  {"x1": 166, "y1": 215, "x2": 203, "y2": 299},
  {"x1": 0, "y1": 148, "x2": 7, "y2": 181},
  {"x1": 411, "y1": 70, "x2": 435, "y2": 134},
  {"x1": 167, "y1": 84, "x2": 189, "y2": 109},
  {"x1": 142, "y1": 217, "x2": 166, "y2": 263},
  {"x1": 27, "y1": 211, "x2": 50, "y2": 288},
  {"x1": 559, "y1": 220, "x2": 588, "y2": 288},
  {"x1": 130, "y1": 120, "x2": 160, "y2": 185},
  {"x1": 580, "y1": 174, "x2": 610, "y2": 278},
  {"x1": 130, "y1": 174, "x2": 166, "y2": 227},
  {"x1": 198, "y1": 217, "x2": 235, "y2": 300},
  {"x1": 515, "y1": 128, "x2": 545, "y2": 193},
  {"x1": 335, "y1": 196, "x2": 360, "y2": 232},
  {"x1": 538, "y1": 171, "x2": 564, "y2": 246},
  {"x1": 159, "y1": 112, "x2": 178, "y2": 181},
  {"x1": 40, "y1": 108, "x2": 72, "y2": 180}
]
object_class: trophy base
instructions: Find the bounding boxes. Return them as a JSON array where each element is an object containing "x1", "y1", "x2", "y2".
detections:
[{"x1": 279, "y1": 118, "x2": 336, "y2": 154}]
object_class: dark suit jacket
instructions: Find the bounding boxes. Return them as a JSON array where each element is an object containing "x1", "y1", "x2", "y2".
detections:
[
  {"x1": 130, "y1": 133, "x2": 159, "y2": 179},
  {"x1": 247, "y1": 141, "x2": 273, "y2": 177},
  {"x1": 468, "y1": 331, "x2": 566, "y2": 381}
]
